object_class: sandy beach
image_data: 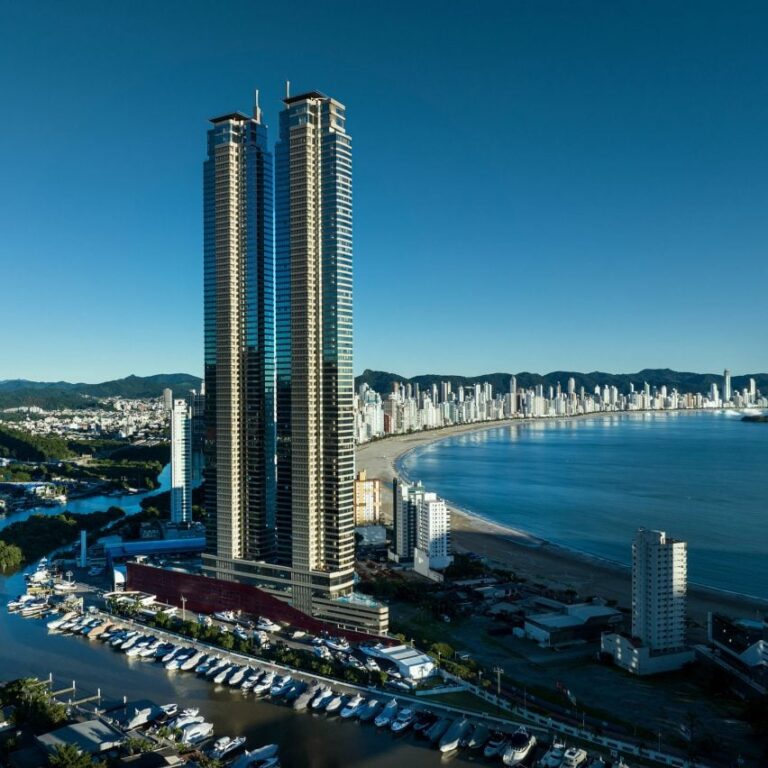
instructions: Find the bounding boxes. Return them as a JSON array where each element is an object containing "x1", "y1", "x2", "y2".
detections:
[{"x1": 355, "y1": 419, "x2": 768, "y2": 633}]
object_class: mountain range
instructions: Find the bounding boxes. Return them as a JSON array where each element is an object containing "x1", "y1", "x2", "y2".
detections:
[{"x1": 0, "y1": 369, "x2": 765, "y2": 410}]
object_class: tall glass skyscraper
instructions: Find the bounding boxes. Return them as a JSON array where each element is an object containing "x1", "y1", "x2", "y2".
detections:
[
  {"x1": 201, "y1": 90, "x2": 385, "y2": 632},
  {"x1": 275, "y1": 91, "x2": 355, "y2": 612},
  {"x1": 202, "y1": 101, "x2": 276, "y2": 566}
]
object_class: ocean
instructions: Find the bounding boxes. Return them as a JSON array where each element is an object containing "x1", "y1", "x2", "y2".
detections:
[{"x1": 398, "y1": 411, "x2": 768, "y2": 599}]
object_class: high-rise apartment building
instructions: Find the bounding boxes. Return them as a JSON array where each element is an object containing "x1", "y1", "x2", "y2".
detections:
[
  {"x1": 415, "y1": 492, "x2": 452, "y2": 570},
  {"x1": 723, "y1": 368, "x2": 732, "y2": 403},
  {"x1": 170, "y1": 397, "x2": 192, "y2": 524},
  {"x1": 275, "y1": 89, "x2": 355, "y2": 613},
  {"x1": 601, "y1": 527, "x2": 694, "y2": 674},
  {"x1": 354, "y1": 470, "x2": 381, "y2": 526},
  {"x1": 202, "y1": 100, "x2": 276, "y2": 567},
  {"x1": 631, "y1": 528, "x2": 688, "y2": 652},
  {"x1": 392, "y1": 478, "x2": 424, "y2": 562},
  {"x1": 200, "y1": 90, "x2": 385, "y2": 633}
]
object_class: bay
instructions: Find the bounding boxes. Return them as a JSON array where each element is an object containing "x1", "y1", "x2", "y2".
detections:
[{"x1": 398, "y1": 411, "x2": 768, "y2": 599}]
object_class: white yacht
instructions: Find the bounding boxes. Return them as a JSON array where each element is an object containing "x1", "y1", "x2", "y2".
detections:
[
  {"x1": 180, "y1": 720, "x2": 214, "y2": 745},
  {"x1": 340, "y1": 694, "x2": 364, "y2": 719},
  {"x1": 501, "y1": 727, "x2": 536, "y2": 765},
  {"x1": 561, "y1": 747, "x2": 589, "y2": 767},
  {"x1": 439, "y1": 717, "x2": 472, "y2": 753},
  {"x1": 374, "y1": 699, "x2": 398, "y2": 728},
  {"x1": 211, "y1": 735, "x2": 246, "y2": 759},
  {"x1": 390, "y1": 707, "x2": 415, "y2": 733},
  {"x1": 231, "y1": 744, "x2": 279, "y2": 768},
  {"x1": 538, "y1": 739, "x2": 567, "y2": 767}
]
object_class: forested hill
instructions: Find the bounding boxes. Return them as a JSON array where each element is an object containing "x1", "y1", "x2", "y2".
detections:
[
  {"x1": 354, "y1": 369, "x2": 768, "y2": 396},
  {"x1": 0, "y1": 373, "x2": 202, "y2": 410}
]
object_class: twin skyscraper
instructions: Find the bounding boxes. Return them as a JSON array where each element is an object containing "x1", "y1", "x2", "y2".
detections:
[{"x1": 201, "y1": 89, "x2": 381, "y2": 630}]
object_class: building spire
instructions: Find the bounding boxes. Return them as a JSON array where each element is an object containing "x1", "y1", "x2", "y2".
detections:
[
  {"x1": 285, "y1": 80, "x2": 290, "y2": 99},
  {"x1": 253, "y1": 88, "x2": 262, "y2": 123}
]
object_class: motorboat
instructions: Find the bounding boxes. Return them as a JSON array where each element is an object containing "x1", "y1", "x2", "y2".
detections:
[
  {"x1": 325, "y1": 636, "x2": 351, "y2": 652},
  {"x1": 53, "y1": 580, "x2": 77, "y2": 593},
  {"x1": 211, "y1": 735, "x2": 247, "y2": 759},
  {"x1": 364, "y1": 657, "x2": 380, "y2": 672},
  {"x1": 180, "y1": 720, "x2": 214, "y2": 745},
  {"x1": 284, "y1": 681, "x2": 307, "y2": 703},
  {"x1": 253, "y1": 671, "x2": 275, "y2": 695},
  {"x1": 311, "y1": 687, "x2": 333, "y2": 710},
  {"x1": 125, "y1": 706, "x2": 159, "y2": 730},
  {"x1": 160, "y1": 703, "x2": 179, "y2": 718},
  {"x1": 139, "y1": 640, "x2": 161, "y2": 658},
  {"x1": 412, "y1": 711, "x2": 436, "y2": 733},
  {"x1": 426, "y1": 717, "x2": 451, "y2": 744},
  {"x1": 181, "y1": 651, "x2": 205, "y2": 671},
  {"x1": 538, "y1": 739, "x2": 567, "y2": 767},
  {"x1": 270, "y1": 675, "x2": 293, "y2": 698},
  {"x1": 213, "y1": 610, "x2": 237, "y2": 623},
  {"x1": 357, "y1": 698, "x2": 381, "y2": 722},
  {"x1": 314, "y1": 645, "x2": 332, "y2": 660},
  {"x1": 253, "y1": 630, "x2": 269, "y2": 647},
  {"x1": 340, "y1": 693, "x2": 364, "y2": 719},
  {"x1": 468, "y1": 723, "x2": 489, "y2": 749},
  {"x1": 483, "y1": 732, "x2": 509, "y2": 759},
  {"x1": 561, "y1": 747, "x2": 589, "y2": 767},
  {"x1": 256, "y1": 617, "x2": 280, "y2": 632},
  {"x1": 325, "y1": 693, "x2": 345, "y2": 714},
  {"x1": 172, "y1": 714, "x2": 203, "y2": 730},
  {"x1": 214, "y1": 665, "x2": 234, "y2": 684},
  {"x1": 231, "y1": 744, "x2": 279, "y2": 768},
  {"x1": 390, "y1": 707, "x2": 415, "y2": 733},
  {"x1": 241, "y1": 671, "x2": 261, "y2": 691},
  {"x1": 161, "y1": 645, "x2": 180, "y2": 663},
  {"x1": 373, "y1": 698, "x2": 398, "y2": 728},
  {"x1": 47, "y1": 611, "x2": 77, "y2": 631},
  {"x1": 229, "y1": 665, "x2": 250, "y2": 687},
  {"x1": 293, "y1": 683, "x2": 318, "y2": 711},
  {"x1": 234, "y1": 625, "x2": 249, "y2": 641},
  {"x1": 206, "y1": 660, "x2": 229, "y2": 680},
  {"x1": 501, "y1": 727, "x2": 537, "y2": 765},
  {"x1": 195, "y1": 655, "x2": 215, "y2": 674},
  {"x1": 439, "y1": 716, "x2": 472, "y2": 753}
]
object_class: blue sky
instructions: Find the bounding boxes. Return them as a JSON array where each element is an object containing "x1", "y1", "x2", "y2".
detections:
[{"x1": 1, "y1": 1, "x2": 766, "y2": 382}]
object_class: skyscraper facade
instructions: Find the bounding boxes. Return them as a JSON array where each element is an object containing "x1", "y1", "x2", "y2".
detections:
[
  {"x1": 202, "y1": 102, "x2": 276, "y2": 567},
  {"x1": 200, "y1": 90, "x2": 384, "y2": 631},
  {"x1": 275, "y1": 90, "x2": 355, "y2": 612},
  {"x1": 170, "y1": 397, "x2": 192, "y2": 524},
  {"x1": 723, "y1": 368, "x2": 732, "y2": 403}
]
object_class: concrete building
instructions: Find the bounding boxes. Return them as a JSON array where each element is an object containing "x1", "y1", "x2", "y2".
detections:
[
  {"x1": 415, "y1": 492, "x2": 452, "y2": 570},
  {"x1": 601, "y1": 528, "x2": 694, "y2": 674},
  {"x1": 354, "y1": 470, "x2": 381, "y2": 525},
  {"x1": 524, "y1": 602, "x2": 622, "y2": 648},
  {"x1": 391, "y1": 478, "x2": 425, "y2": 562},
  {"x1": 723, "y1": 368, "x2": 732, "y2": 403},
  {"x1": 170, "y1": 398, "x2": 192, "y2": 524}
]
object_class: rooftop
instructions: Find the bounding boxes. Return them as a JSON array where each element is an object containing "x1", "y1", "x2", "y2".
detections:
[
  {"x1": 209, "y1": 111, "x2": 250, "y2": 124},
  {"x1": 283, "y1": 90, "x2": 326, "y2": 105},
  {"x1": 37, "y1": 719, "x2": 124, "y2": 755}
]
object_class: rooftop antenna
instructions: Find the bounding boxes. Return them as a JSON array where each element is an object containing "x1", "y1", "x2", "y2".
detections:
[
  {"x1": 285, "y1": 80, "x2": 291, "y2": 99},
  {"x1": 253, "y1": 88, "x2": 262, "y2": 123}
]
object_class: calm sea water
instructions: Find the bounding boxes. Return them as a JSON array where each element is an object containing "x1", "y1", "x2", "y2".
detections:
[{"x1": 399, "y1": 411, "x2": 768, "y2": 599}]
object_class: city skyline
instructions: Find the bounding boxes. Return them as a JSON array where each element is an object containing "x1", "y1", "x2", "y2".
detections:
[{"x1": 2, "y1": 1, "x2": 768, "y2": 381}]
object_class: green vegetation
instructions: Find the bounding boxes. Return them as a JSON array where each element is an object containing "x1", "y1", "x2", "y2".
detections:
[
  {"x1": 0, "y1": 541, "x2": 23, "y2": 571},
  {"x1": 0, "y1": 678, "x2": 68, "y2": 734},
  {"x1": 0, "y1": 426, "x2": 75, "y2": 462},
  {"x1": 0, "y1": 508, "x2": 124, "y2": 569},
  {"x1": 49, "y1": 744, "x2": 105, "y2": 768}
]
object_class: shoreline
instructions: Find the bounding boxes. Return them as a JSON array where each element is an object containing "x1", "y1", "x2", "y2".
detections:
[{"x1": 355, "y1": 413, "x2": 768, "y2": 629}]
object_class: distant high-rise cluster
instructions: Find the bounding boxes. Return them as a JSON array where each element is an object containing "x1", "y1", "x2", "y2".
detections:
[
  {"x1": 201, "y1": 89, "x2": 386, "y2": 633},
  {"x1": 354, "y1": 371, "x2": 765, "y2": 442}
]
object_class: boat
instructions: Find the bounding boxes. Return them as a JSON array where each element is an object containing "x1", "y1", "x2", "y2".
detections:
[
  {"x1": 172, "y1": 714, "x2": 203, "y2": 730},
  {"x1": 314, "y1": 645, "x2": 332, "y2": 660},
  {"x1": 206, "y1": 660, "x2": 229, "y2": 680},
  {"x1": 229, "y1": 665, "x2": 249, "y2": 687},
  {"x1": 501, "y1": 727, "x2": 537, "y2": 765},
  {"x1": 483, "y1": 732, "x2": 509, "y2": 759},
  {"x1": 214, "y1": 665, "x2": 234, "y2": 684},
  {"x1": 538, "y1": 739, "x2": 567, "y2": 768},
  {"x1": 241, "y1": 671, "x2": 261, "y2": 691},
  {"x1": 234, "y1": 625, "x2": 249, "y2": 641},
  {"x1": 125, "y1": 706, "x2": 159, "y2": 730},
  {"x1": 53, "y1": 580, "x2": 78, "y2": 593},
  {"x1": 364, "y1": 657, "x2": 380, "y2": 672},
  {"x1": 213, "y1": 610, "x2": 237, "y2": 623},
  {"x1": 325, "y1": 636, "x2": 351, "y2": 652},
  {"x1": 270, "y1": 675, "x2": 293, "y2": 699},
  {"x1": 87, "y1": 622, "x2": 111, "y2": 640},
  {"x1": 373, "y1": 698, "x2": 398, "y2": 728},
  {"x1": 426, "y1": 717, "x2": 451, "y2": 744},
  {"x1": 284, "y1": 681, "x2": 307, "y2": 703},
  {"x1": 231, "y1": 744, "x2": 279, "y2": 768},
  {"x1": 254, "y1": 630, "x2": 270, "y2": 646},
  {"x1": 181, "y1": 651, "x2": 205, "y2": 671},
  {"x1": 311, "y1": 687, "x2": 333, "y2": 710},
  {"x1": 139, "y1": 640, "x2": 160, "y2": 658},
  {"x1": 196, "y1": 655, "x2": 215, "y2": 674},
  {"x1": 211, "y1": 735, "x2": 247, "y2": 759},
  {"x1": 325, "y1": 693, "x2": 345, "y2": 714},
  {"x1": 468, "y1": 723, "x2": 489, "y2": 749},
  {"x1": 253, "y1": 671, "x2": 275, "y2": 696},
  {"x1": 340, "y1": 694, "x2": 364, "y2": 719},
  {"x1": 293, "y1": 683, "x2": 319, "y2": 711},
  {"x1": 357, "y1": 698, "x2": 381, "y2": 722},
  {"x1": 161, "y1": 645, "x2": 180, "y2": 662},
  {"x1": 20, "y1": 599, "x2": 50, "y2": 617},
  {"x1": 47, "y1": 611, "x2": 77, "y2": 631},
  {"x1": 439, "y1": 716, "x2": 472, "y2": 753},
  {"x1": 561, "y1": 747, "x2": 589, "y2": 767},
  {"x1": 390, "y1": 707, "x2": 415, "y2": 733},
  {"x1": 413, "y1": 711, "x2": 436, "y2": 733},
  {"x1": 180, "y1": 720, "x2": 214, "y2": 745},
  {"x1": 160, "y1": 703, "x2": 179, "y2": 718},
  {"x1": 256, "y1": 617, "x2": 280, "y2": 632}
]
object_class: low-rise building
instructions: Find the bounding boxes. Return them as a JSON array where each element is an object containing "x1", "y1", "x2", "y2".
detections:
[{"x1": 524, "y1": 602, "x2": 622, "y2": 647}]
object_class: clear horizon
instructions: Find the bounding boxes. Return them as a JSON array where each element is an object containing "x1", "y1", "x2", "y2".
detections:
[{"x1": 1, "y1": 1, "x2": 767, "y2": 381}]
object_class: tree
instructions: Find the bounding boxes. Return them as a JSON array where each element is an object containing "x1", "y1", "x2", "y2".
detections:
[
  {"x1": 0, "y1": 541, "x2": 23, "y2": 571},
  {"x1": 48, "y1": 744, "x2": 104, "y2": 768}
]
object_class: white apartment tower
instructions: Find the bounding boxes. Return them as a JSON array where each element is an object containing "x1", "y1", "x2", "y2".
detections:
[
  {"x1": 170, "y1": 397, "x2": 193, "y2": 524},
  {"x1": 416, "y1": 492, "x2": 452, "y2": 570},
  {"x1": 723, "y1": 369, "x2": 732, "y2": 403},
  {"x1": 632, "y1": 528, "x2": 688, "y2": 652}
]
